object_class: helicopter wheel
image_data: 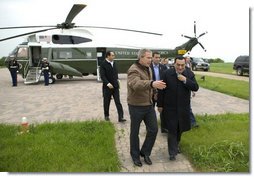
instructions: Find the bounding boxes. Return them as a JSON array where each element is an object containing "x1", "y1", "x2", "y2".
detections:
[
  {"x1": 69, "y1": 75, "x2": 73, "y2": 79},
  {"x1": 49, "y1": 76, "x2": 56, "y2": 84},
  {"x1": 56, "y1": 74, "x2": 63, "y2": 79}
]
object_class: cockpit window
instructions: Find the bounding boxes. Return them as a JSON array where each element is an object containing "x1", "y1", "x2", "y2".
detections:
[
  {"x1": 17, "y1": 47, "x2": 28, "y2": 60},
  {"x1": 52, "y1": 35, "x2": 92, "y2": 44}
]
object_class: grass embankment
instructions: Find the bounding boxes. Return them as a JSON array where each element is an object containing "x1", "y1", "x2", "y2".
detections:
[
  {"x1": 0, "y1": 121, "x2": 120, "y2": 172},
  {"x1": 195, "y1": 75, "x2": 249, "y2": 100},
  {"x1": 181, "y1": 113, "x2": 249, "y2": 172},
  {"x1": 209, "y1": 63, "x2": 234, "y2": 74}
]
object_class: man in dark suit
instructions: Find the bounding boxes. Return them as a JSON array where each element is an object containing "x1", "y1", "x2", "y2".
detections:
[
  {"x1": 150, "y1": 51, "x2": 168, "y2": 133},
  {"x1": 157, "y1": 56, "x2": 199, "y2": 161},
  {"x1": 100, "y1": 51, "x2": 126, "y2": 122}
]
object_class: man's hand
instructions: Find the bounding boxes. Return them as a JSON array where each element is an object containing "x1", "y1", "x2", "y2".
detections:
[
  {"x1": 152, "y1": 80, "x2": 166, "y2": 90},
  {"x1": 107, "y1": 83, "x2": 114, "y2": 89},
  {"x1": 177, "y1": 74, "x2": 186, "y2": 82}
]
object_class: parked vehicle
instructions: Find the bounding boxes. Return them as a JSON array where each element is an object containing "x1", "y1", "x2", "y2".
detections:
[
  {"x1": 191, "y1": 57, "x2": 210, "y2": 71},
  {"x1": 233, "y1": 55, "x2": 249, "y2": 76}
]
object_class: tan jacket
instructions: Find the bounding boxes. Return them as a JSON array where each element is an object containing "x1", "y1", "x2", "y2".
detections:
[{"x1": 127, "y1": 62, "x2": 153, "y2": 106}]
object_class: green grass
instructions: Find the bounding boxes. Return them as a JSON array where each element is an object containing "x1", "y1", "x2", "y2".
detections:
[
  {"x1": 181, "y1": 113, "x2": 249, "y2": 172},
  {"x1": 210, "y1": 63, "x2": 235, "y2": 74},
  {"x1": 195, "y1": 74, "x2": 249, "y2": 100},
  {"x1": 0, "y1": 121, "x2": 120, "y2": 172}
]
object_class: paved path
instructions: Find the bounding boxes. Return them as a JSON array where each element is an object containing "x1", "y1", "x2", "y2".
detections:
[{"x1": 0, "y1": 68, "x2": 249, "y2": 172}]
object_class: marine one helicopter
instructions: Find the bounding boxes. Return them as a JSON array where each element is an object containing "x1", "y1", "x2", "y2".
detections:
[{"x1": 1, "y1": 4, "x2": 207, "y2": 84}]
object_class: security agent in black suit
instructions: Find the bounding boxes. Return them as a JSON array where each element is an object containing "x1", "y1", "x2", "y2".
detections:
[
  {"x1": 8, "y1": 58, "x2": 20, "y2": 86},
  {"x1": 100, "y1": 51, "x2": 126, "y2": 122},
  {"x1": 150, "y1": 51, "x2": 168, "y2": 133}
]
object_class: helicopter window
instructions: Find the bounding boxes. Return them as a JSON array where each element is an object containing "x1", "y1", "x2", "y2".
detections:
[
  {"x1": 97, "y1": 52, "x2": 103, "y2": 57},
  {"x1": 52, "y1": 35, "x2": 92, "y2": 44},
  {"x1": 51, "y1": 48, "x2": 95, "y2": 59},
  {"x1": 59, "y1": 51, "x2": 72, "y2": 59},
  {"x1": 86, "y1": 52, "x2": 92, "y2": 58},
  {"x1": 16, "y1": 47, "x2": 28, "y2": 60}
]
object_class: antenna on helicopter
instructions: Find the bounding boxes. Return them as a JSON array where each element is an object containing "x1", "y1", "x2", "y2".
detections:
[
  {"x1": 0, "y1": 4, "x2": 162, "y2": 42},
  {"x1": 181, "y1": 21, "x2": 207, "y2": 52}
]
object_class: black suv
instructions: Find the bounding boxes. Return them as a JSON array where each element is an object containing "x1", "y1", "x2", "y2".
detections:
[
  {"x1": 233, "y1": 55, "x2": 249, "y2": 76},
  {"x1": 191, "y1": 57, "x2": 210, "y2": 71}
]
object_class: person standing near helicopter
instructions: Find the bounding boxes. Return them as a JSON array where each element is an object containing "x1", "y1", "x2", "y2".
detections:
[
  {"x1": 100, "y1": 51, "x2": 126, "y2": 122},
  {"x1": 41, "y1": 58, "x2": 50, "y2": 86},
  {"x1": 8, "y1": 58, "x2": 20, "y2": 87}
]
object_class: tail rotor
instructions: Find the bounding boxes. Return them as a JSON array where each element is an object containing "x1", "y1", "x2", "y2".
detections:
[{"x1": 181, "y1": 21, "x2": 207, "y2": 52}]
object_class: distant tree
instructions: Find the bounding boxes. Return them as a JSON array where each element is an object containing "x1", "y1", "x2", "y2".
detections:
[
  {"x1": 0, "y1": 57, "x2": 7, "y2": 67},
  {"x1": 208, "y1": 58, "x2": 224, "y2": 63}
]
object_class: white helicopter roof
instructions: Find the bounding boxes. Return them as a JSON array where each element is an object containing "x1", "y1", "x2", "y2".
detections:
[{"x1": 22, "y1": 28, "x2": 141, "y2": 49}]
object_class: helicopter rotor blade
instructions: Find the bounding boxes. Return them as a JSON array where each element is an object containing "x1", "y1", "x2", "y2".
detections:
[
  {"x1": 197, "y1": 31, "x2": 208, "y2": 38},
  {"x1": 65, "y1": 4, "x2": 86, "y2": 24},
  {"x1": 0, "y1": 27, "x2": 58, "y2": 42},
  {"x1": 198, "y1": 42, "x2": 206, "y2": 52},
  {"x1": 181, "y1": 34, "x2": 192, "y2": 39},
  {"x1": 0, "y1": 26, "x2": 56, "y2": 30},
  {"x1": 76, "y1": 26, "x2": 163, "y2": 35},
  {"x1": 194, "y1": 21, "x2": 196, "y2": 37}
]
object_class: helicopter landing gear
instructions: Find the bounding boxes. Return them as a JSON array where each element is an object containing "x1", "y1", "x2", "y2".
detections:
[
  {"x1": 48, "y1": 72, "x2": 56, "y2": 84},
  {"x1": 56, "y1": 74, "x2": 63, "y2": 79},
  {"x1": 49, "y1": 76, "x2": 56, "y2": 84}
]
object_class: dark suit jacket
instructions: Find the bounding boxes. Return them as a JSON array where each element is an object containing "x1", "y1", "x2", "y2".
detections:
[
  {"x1": 157, "y1": 67, "x2": 199, "y2": 134},
  {"x1": 100, "y1": 60, "x2": 119, "y2": 89}
]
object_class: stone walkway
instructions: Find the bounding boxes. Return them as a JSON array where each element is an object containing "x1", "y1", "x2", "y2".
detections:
[{"x1": 0, "y1": 68, "x2": 249, "y2": 172}]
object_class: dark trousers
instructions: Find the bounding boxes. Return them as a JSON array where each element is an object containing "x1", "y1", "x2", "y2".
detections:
[
  {"x1": 10, "y1": 70, "x2": 17, "y2": 86},
  {"x1": 103, "y1": 87, "x2": 123, "y2": 119},
  {"x1": 44, "y1": 72, "x2": 49, "y2": 86},
  {"x1": 128, "y1": 104, "x2": 158, "y2": 160},
  {"x1": 167, "y1": 124, "x2": 181, "y2": 156},
  {"x1": 160, "y1": 111, "x2": 167, "y2": 131},
  {"x1": 153, "y1": 100, "x2": 167, "y2": 131}
]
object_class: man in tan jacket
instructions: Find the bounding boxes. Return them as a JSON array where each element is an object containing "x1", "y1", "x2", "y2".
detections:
[{"x1": 127, "y1": 48, "x2": 166, "y2": 167}]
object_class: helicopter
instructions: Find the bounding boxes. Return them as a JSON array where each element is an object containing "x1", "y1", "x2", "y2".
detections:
[{"x1": 1, "y1": 4, "x2": 207, "y2": 84}]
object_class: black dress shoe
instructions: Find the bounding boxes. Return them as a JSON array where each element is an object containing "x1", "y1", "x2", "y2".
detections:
[
  {"x1": 140, "y1": 152, "x2": 152, "y2": 165},
  {"x1": 169, "y1": 155, "x2": 176, "y2": 161},
  {"x1": 118, "y1": 118, "x2": 126, "y2": 122},
  {"x1": 105, "y1": 117, "x2": 110, "y2": 121},
  {"x1": 133, "y1": 159, "x2": 142, "y2": 167}
]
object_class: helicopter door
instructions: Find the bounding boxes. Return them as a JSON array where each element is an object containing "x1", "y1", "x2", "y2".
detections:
[
  {"x1": 96, "y1": 47, "x2": 106, "y2": 81},
  {"x1": 30, "y1": 46, "x2": 42, "y2": 67},
  {"x1": 24, "y1": 45, "x2": 42, "y2": 84}
]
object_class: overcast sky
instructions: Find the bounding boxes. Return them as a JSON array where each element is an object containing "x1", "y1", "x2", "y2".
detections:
[{"x1": 0, "y1": 0, "x2": 251, "y2": 62}]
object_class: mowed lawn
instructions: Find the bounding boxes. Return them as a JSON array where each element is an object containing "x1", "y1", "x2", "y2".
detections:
[{"x1": 0, "y1": 121, "x2": 120, "y2": 172}]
